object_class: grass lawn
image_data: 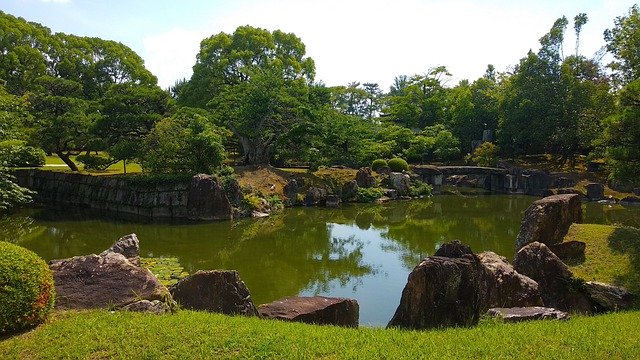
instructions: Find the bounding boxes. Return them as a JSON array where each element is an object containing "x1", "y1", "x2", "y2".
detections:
[
  {"x1": 1, "y1": 310, "x2": 639, "y2": 359},
  {"x1": 44, "y1": 155, "x2": 142, "y2": 175},
  {"x1": 565, "y1": 223, "x2": 640, "y2": 304}
]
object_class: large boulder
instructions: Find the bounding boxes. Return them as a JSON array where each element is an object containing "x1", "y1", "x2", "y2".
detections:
[
  {"x1": 387, "y1": 253, "x2": 482, "y2": 330},
  {"x1": 522, "y1": 169, "x2": 552, "y2": 196},
  {"x1": 50, "y1": 252, "x2": 169, "y2": 309},
  {"x1": 341, "y1": 180, "x2": 359, "y2": 201},
  {"x1": 187, "y1": 174, "x2": 232, "y2": 220},
  {"x1": 434, "y1": 240, "x2": 473, "y2": 258},
  {"x1": 325, "y1": 195, "x2": 341, "y2": 208},
  {"x1": 513, "y1": 242, "x2": 594, "y2": 313},
  {"x1": 169, "y1": 270, "x2": 258, "y2": 316},
  {"x1": 486, "y1": 307, "x2": 569, "y2": 322},
  {"x1": 585, "y1": 281, "x2": 633, "y2": 311},
  {"x1": 585, "y1": 182, "x2": 605, "y2": 201},
  {"x1": 388, "y1": 172, "x2": 411, "y2": 196},
  {"x1": 478, "y1": 251, "x2": 543, "y2": 312},
  {"x1": 548, "y1": 241, "x2": 586, "y2": 264},
  {"x1": 355, "y1": 167, "x2": 376, "y2": 188},
  {"x1": 515, "y1": 194, "x2": 583, "y2": 251},
  {"x1": 100, "y1": 233, "x2": 140, "y2": 266},
  {"x1": 304, "y1": 187, "x2": 327, "y2": 207},
  {"x1": 283, "y1": 179, "x2": 300, "y2": 204},
  {"x1": 258, "y1": 296, "x2": 359, "y2": 327}
]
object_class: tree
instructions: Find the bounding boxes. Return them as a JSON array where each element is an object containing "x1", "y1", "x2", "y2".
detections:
[
  {"x1": 0, "y1": 166, "x2": 32, "y2": 213},
  {"x1": 181, "y1": 26, "x2": 316, "y2": 165},
  {"x1": 0, "y1": 86, "x2": 31, "y2": 141},
  {"x1": 139, "y1": 108, "x2": 226, "y2": 174},
  {"x1": 604, "y1": 79, "x2": 640, "y2": 185},
  {"x1": 604, "y1": 5, "x2": 640, "y2": 87}
]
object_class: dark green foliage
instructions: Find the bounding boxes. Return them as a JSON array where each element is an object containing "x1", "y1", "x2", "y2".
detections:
[
  {"x1": 0, "y1": 241, "x2": 55, "y2": 334},
  {"x1": 355, "y1": 187, "x2": 383, "y2": 203},
  {"x1": 75, "y1": 154, "x2": 116, "y2": 171},
  {"x1": 604, "y1": 5, "x2": 640, "y2": 86},
  {"x1": 0, "y1": 167, "x2": 33, "y2": 212},
  {"x1": 371, "y1": 159, "x2": 388, "y2": 172},
  {"x1": 388, "y1": 157, "x2": 409, "y2": 172},
  {"x1": 0, "y1": 141, "x2": 45, "y2": 167},
  {"x1": 408, "y1": 181, "x2": 433, "y2": 197},
  {"x1": 470, "y1": 142, "x2": 499, "y2": 167}
]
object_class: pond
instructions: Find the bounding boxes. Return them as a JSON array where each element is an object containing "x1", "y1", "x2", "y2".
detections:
[{"x1": 2, "y1": 195, "x2": 639, "y2": 326}]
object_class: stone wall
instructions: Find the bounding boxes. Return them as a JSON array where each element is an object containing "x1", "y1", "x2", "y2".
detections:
[{"x1": 13, "y1": 169, "x2": 232, "y2": 221}]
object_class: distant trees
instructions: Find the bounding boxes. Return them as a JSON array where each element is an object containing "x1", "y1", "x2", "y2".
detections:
[{"x1": 604, "y1": 5, "x2": 640, "y2": 87}]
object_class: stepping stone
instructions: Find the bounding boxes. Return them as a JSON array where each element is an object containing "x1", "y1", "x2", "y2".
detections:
[{"x1": 487, "y1": 307, "x2": 569, "y2": 322}]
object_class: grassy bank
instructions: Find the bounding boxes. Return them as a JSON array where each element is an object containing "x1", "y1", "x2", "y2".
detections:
[{"x1": 1, "y1": 310, "x2": 639, "y2": 359}]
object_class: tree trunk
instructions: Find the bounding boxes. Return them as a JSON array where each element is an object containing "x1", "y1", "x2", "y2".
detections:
[{"x1": 56, "y1": 151, "x2": 79, "y2": 172}]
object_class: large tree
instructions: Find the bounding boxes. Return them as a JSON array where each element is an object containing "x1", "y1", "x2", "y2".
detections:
[
  {"x1": 604, "y1": 5, "x2": 640, "y2": 87},
  {"x1": 179, "y1": 26, "x2": 316, "y2": 165}
]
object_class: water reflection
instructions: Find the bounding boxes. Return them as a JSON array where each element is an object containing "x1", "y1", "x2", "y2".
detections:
[{"x1": 2, "y1": 196, "x2": 639, "y2": 326}]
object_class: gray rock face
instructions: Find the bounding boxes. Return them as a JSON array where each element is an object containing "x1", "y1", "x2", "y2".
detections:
[
  {"x1": 169, "y1": 270, "x2": 258, "y2": 316},
  {"x1": 515, "y1": 194, "x2": 583, "y2": 251},
  {"x1": 341, "y1": 180, "x2": 359, "y2": 201},
  {"x1": 435, "y1": 240, "x2": 473, "y2": 258},
  {"x1": 50, "y1": 252, "x2": 169, "y2": 309},
  {"x1": 382, "y1": 188, "x2": 398, "y2": 200},
  {"x1": 387, "y1": 253, "x2": 482, "y2": 330},
  {"x1": 585, "y1": 182, "x2": 605, "y2": 201},
  {"x1": 478, "y1": 251, "x2": 543, "y2": 312},
  {"x1": 258, "y1": 296, "x2": 359, "y2": 327},
  {"x1": 283, "y1": 179, "x2": 299, "y2": 204},
  {"x1": 100, "y1": 233, "x2": 140, "y2": 266},
  {"x1": 304, "y1": 187, "x2": 327, "y2": 206},
  {"x1": 121, "y1": 300, "x2": 170, "y2": 314},
  {"x1": 388, "y1": 172, "x2": 411, "y2": 196},
  {"x1": 522, "y1": 169, "x2": 552, "y2": 196},
  {"x1": 585, "y1": 281, "x2": 633, "y2": 311},
  {"x1": 486, "y1": 307, "x2": 569, "y2": 322},
  {"x1": 187, "y1": 174, "x2": 232, "y2": 220},
  {"x1": 325, "y1": 195, "x2": 341, "y2": 208},
  {"x1": 513, "y1": 242, "x2": 594, "y2": 313},
  {"x1": 548, "y1": 241, "x2": 586, "y2": 264},
  {"x1": 355, "y1": 167, "x2": 376, "y2": 188}
]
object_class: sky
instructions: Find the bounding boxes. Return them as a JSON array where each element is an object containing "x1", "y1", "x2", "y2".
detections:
[{"x1": 2, "y1": 0, "x2": 637, "y2": 90}]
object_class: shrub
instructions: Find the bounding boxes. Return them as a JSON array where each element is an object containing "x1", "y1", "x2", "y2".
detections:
[
  {"x1": 0, "y1": 241, "x2": 55, "y2": 334},
  {"x1": 355, "y1": 187, "x2": 383, "y2": 203},
  {"x1": 0, "y1": 141, "x2": 46, "y2": 167},
  {"x1": 409, "y1": 181, "x2": 433, "y2": 197},
  {"x1": 388, "y1": 157, "x2": 409, "y2": 172},
  {"x1": 371, "y1": 159, "x2": 388, "y2": 172},
  {"x1": 471, "y1": 142, "x2": 499, "y2": 167},
  {"x1": 76, "y1": 154, "x2": 117, "y2": 171}
]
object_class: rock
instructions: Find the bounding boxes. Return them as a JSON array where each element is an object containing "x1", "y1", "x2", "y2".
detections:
[
  {"x1": 187, "y1": 174, "x2": 232, "y2": 220},
  {"x1": 121, "y1": 300, "x2": 170, "y2": 314},
  {"x1": 225, "y1": 178, "x2": 243, "y2": 207},
  {"x1": 634, "y1": 188, "x2": 640, "y2": 196},
  {"x1": 522, "y1": 169, "x2": 552, "y2": 196},
  {"x1": 556, "y1": 188, "x2": 584, "y2": 196},
  {"x1": 387, "y1": 253, "x2": 482, "y2": 330},
  {"x1": 554, "y1": 177, "x2": 576, "y2": 188},
  {"x1": 548, "y1": 241, "x2": 586, "y2": 264},
  {"x1": 585, "y1": 282, "x2": 632, "y2": 311},
  {"x1": 585, "y1": 182, "x2": 605, "y2": 201},
  {"x1": 355, "y1": 167, "x2": 376, "y2": 188},
  {"x1": 382, "y1": 188, "x2": 398, "y2": 200},
  {"x1": 477, "y1": 252, "x2": 543, "y2": 312},
  {"x1": 50, "y1": 252, "x2": 169, "y2": 309},
  {"x1": 388, "y1": 172, "x2": 411, "y2": 196},
  {"x1": 620, "y1": 195, "x2": 640, "y2": 204},
  {"x1": 513, "y1": 242, "x2": 594, "y2": 313},
  {"x1": 486, "y1": 307, "x2": 569, "y2": 322},
  {"x1": 258, "y1": 296, "x2": 359, "y2": 327},
  {"x1": 434, "y1": 240, "x2": 473, "y2": 258},
  {"x1": 515, "y1": 194, "x2": 583, "y2": 251},
  {"x1": 252, "y1": 211, "x2": 270, "y2": 218},
  {"x1": 341, "y1": 180, "x2": 359, "y2": 201},
  {"x1": 283, "y1": 179, "x2": 299, "y2": 204},
  {"x1": 304, "y1": 187, "x2": 327, "y2": 206},
  {"x1": 377, "y1": 166, "x2": 392, "y2": 175},
  {"x1": 325, "y1": 195, "x2": 341, "y2": 208},
  {"x1": 169, "y1": 270, "x2": 258, "y2": 316},
  {"x1": 100, "y1": 233, "x2": 140, "y2": 266}
]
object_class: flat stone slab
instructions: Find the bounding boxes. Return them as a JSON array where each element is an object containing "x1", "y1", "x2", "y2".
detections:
[
  {"x1": 487, "y1": 307, "x2": 569, "y2": 322},
  {"x1": 258, "y1": 296, "x2": 359, "y2": 327}
]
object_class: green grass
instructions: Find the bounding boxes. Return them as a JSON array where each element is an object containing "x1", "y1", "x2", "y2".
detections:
[
  {"x1": 1, "y1": 310, "x2": 640, "y2": 359},
  {"x1": 44, "y1": 154, "x2": 142, "y2": 175},
  {"x1": 565, "y1": 223, "x2": 640, "y2": 304}
]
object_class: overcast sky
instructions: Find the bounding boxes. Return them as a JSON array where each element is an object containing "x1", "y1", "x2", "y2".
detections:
[{"x1": 3, "y1": 0, "x2": 637, "y2": 90}]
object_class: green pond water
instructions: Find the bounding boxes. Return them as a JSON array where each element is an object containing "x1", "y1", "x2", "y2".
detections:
[{"x1": 2, "y1": 195, "x2": 639, "y2": 326}]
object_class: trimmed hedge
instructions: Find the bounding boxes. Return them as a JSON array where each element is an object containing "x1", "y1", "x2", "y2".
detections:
[
  {"x1": 0, "y1": 241, "x2": 55, "y2": 334},
  {"x1": 371, "y1": 159, "x2": 388, "y2": 172},
  {"x1": 388, "y1": 157, "x2": 409, "y2": 172}
]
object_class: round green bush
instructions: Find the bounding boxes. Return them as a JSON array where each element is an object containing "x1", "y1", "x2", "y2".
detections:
[
  {"x1": 0, "y1": 141, "x2": 46, "y2": 167},
  {"x1": 0, "y1": 241, "x2": 55, "y2": 334},
  {"x1": 371, "y1": 159, "x2": 388, "y2": 172},
  {"x1": 388, "y1": 157, "x2": 409, "y2": 172}
]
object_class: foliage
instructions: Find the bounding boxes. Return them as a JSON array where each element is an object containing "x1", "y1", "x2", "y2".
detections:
[
  {"x1": 0, "y1": 140, "x2": 45, "y2": 167},
  {"x1": 75, "y1": 153, "x2": 116, "y2": 171},
  {"x1": 408, "y1": 181, "x2": 433, "y2": 197},
  {"x1": 604, "y1": 79, "x2": 640, "y2": 185},
  {"x1": 139, "y1": 108, "x2": 227, "y2": 174},
  {"x1": 433, "y1": 128, "x2": 461, "y2": 161},
  {"x1": 330, "y1": 82, "x2": 382, "y2": 121},
  {"x1": 0, "y1": 241, "x2": 55, "y2": 334},
  {"x1": 0, "y1": 167, "x2": 33, "y2": 213},
  {"x1": 470, "y1": 142, "x2": 499, "y2": 167},
  {"x1": 242, "y1": 193, "x2": 264, "y2": 211},
  {"x1": 355, "y1": 187, "x2": 383, "y2": 203},
  {"x1": 371, "y1": 159, "x2": 388, "y2": 172},
  {"x1": 387, "y1": 157, "x2": 409, "y2": 172},
  {"x1": 140, "y1": 257, "x2": 188, "y2": 287},
  {"x1": 604, "y1": 5, "x2": 640, "y2": 86},
  {"x1": 0, "y1": 86, "x2": 31, "y2": 142}
]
